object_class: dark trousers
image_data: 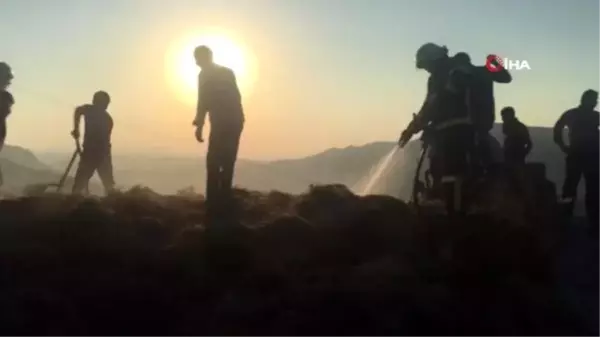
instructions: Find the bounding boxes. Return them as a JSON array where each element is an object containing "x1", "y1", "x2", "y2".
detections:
[
  {"x1": 475, "y1": 131, "x2": 492, "y2": 174},
  {"x1": 205, "y1": 123, "x2": 243, "y2": 213},
  {"x1": 562, "y1": 150, "x2": 599, "y2": 230},
  {"x1": 72, "y1": 148, "x2": 114, "y2": 195},
  {"x1": 504, "y1": 147, "x2": 527, "y2": 166},
  {"x1": 505, "y1": 154, "x2": 526, "y2": 166},
  {"x1": 0, "y1": 122, "x2": 5, "y2": 186},
  {"x1": 427, "y1": 152, "x2": 443, "y2": 199},
  {"x1": 431, "y1": 124, "x2": 476, "y2": 215},
  {"x1": 0, "y1": 121, "x2": 5, "y2": 147}
]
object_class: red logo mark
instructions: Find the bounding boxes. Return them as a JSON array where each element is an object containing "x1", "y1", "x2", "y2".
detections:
[{"x1": 485, "y1": 54, "x2": 504, "y2": 73}]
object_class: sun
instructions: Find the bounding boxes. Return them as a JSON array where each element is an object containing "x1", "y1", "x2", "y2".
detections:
[{"x1": 165, "y1": 32, "x2": 255, "y2": 105}]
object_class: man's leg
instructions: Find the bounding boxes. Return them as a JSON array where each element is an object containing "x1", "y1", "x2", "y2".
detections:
[
  {"x1": 427, "y1": 157, "x2": 443, "y2": 200},
  {"x1": 97, "y1": 150, "x2": 116, "y2": 195},
  {"x1": 561, "y1": 153, "x2": 583, "y2": 217},
  {"x1": 427, "y1": 142, "x2": 443, "y2": 199},
  {"x1": 72, "y1": 150, "x2": 97, "y2": 195},
  {"x1": 460, "y1": 126, "x2": 477, "y2": 213},
  {"x1": 0, "y1": 123, "x2": 5, "y2": 187},
  {"x1": 437, "y1": 130, "x2": 457, "y2": 214},
  {"x1": 583, "y1": 153, "x2": 599, "y2": 234},
  {"x1": 518, "y1": 155, "x2": 538, "y2": 205},
  {"x1": 475, "y1": 131, "x2": 490, "y2": 176},
  {"x1": 206, "y1": 129, "x2": 224, "y2": 214},
  {"x1": 219, "y1": 124, "x2": 243, "y2": 202},
  {"x1": 439, "y1": 126, "x2": 471, "y2": 215},
  {"x1": 506, "y1": 156, "x2": 526, "y2": 196},
  {"x1": 585, "y1": 173, "x2": 600, "y2": 227}
]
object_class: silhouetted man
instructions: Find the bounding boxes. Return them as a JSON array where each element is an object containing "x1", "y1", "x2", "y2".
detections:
[
  {"x1": 500, "y1": 106, "x2": 532, "y2": 197},
  {"x1": 193, "y1": 45, "x2": 245, "y2": 214},
  {"x1": 399, "y1": 43, "x2": 477, "y2": 215},
  {"x1": 71, "y1": 91, "x2": 115, "y2": 195},
  {"x1": 0, "y1": 62, "x2": 14, "y2": 187},
  {"x1": 554, "y1": 89, "x2": 599, "y2": 232},
  {"x1": 453, "y1": 52, "x2": 512, "y2": 173},
  {"x1": 501, "y1": 107, "x2": 532, "y2": 165}
]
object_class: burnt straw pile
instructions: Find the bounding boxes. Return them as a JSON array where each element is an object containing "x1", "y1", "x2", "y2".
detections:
[{"x1": 0, "y1": 184, "x2": 592, "y2": 335}]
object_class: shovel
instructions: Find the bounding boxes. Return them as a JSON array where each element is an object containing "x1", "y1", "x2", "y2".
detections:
[{"x1": 23, "y1": 139, "x2": 86, "y2": 195}]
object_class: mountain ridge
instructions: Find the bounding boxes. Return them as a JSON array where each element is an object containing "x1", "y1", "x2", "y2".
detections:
[{"x1": 0, "y1": 123, "x2": 592, "y2": 200}]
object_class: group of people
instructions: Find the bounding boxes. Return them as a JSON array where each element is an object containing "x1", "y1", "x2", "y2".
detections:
[
  {"x1": 0, "y1": 42, "x2": 598, "y2": 229},
  {"x1": 399, "y1": 42, "x2": 598, "y2": 233},
  {"x1": 0, "y1": 46, "x2": 244, "y2": 219},
  {"x1": 0, "y1": 62, "x2": 116, "y2": 195}
]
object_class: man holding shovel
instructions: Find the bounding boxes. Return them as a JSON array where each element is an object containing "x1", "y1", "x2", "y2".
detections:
[{"x1": 71, "y1": 91, "x2": 115, "y2": 195}]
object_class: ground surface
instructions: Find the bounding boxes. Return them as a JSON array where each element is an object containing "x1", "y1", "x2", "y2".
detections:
[
  {"x1": 556, "y1": 217, "x2": 599, "y2": 335},
  {"x1": 0, "y1": 185, "x2": 597, "y2": 335}
]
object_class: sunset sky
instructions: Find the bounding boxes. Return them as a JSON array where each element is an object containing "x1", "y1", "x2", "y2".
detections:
[{"x1": 1, "y1": 0, "x2": 598, "y2": 160}]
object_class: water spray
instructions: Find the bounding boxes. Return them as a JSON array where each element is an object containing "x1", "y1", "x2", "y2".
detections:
[{"x1": 359, "y1": 144, "x2": 401, "y2": 195}]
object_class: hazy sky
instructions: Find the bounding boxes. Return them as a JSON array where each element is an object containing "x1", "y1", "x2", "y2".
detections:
[{"x1": 1, "y1": 0, "x2": 598, "y2": 160}]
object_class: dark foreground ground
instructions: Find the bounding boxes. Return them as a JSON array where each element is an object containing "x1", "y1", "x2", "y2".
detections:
[{"x1": 0, "y1": 185, "x2": 597, "y2": 335}]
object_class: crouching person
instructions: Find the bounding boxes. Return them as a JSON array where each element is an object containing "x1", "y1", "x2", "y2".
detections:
[{"x1": 71, "y1": 91, "x2": 115, "y2": 195}]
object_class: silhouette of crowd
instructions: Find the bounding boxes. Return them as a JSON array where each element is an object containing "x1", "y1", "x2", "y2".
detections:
[
  {"x1": 398, "y1": 43, "x2": 598, "y2": 234},
  {"x1": 0, "y1": 42, "x2": 597, "y2": 233},
  {"x1": 0, "y1": 46, "x2": 246, "y2": 223}
]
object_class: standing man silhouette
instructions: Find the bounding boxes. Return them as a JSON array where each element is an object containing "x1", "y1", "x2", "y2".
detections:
[
  {"x1": 501, "y1": 106, "x2": 532, "y2": 197},
  {"x1": 501, "y1": 106, "x2": 532, "y2": 166},
  {"x1": 0, "y1": 62, "x2": 14, "y2": 187},
  {"x1": 453, "y1": 52, "x2": 512, "y2": 174},
  {"x1": 554, "y1": 89, "x2": 599, "y2": 234},
  {"x1": 193, "y1": 45, "x2": 245, "y2": 217}
]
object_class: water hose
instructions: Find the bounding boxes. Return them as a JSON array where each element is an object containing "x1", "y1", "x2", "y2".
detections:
[{"x1": 412, "y1": 141, "x2": 429, "y2": 214}]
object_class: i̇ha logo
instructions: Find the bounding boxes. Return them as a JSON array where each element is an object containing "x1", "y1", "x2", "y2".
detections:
[{"x1": 485, "y1": 54, "x2": 531, "y2": 72}]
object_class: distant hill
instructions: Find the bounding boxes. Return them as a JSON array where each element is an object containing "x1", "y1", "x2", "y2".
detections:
[
  {"x1": 6, "y1": 123, "x2": 594, "y2": 202},
  {"x1": 0, "y1": 158, "x2": 63, "y2": 196},
  {"x1": 35, "y1": 144, "x2": 397, "y2": 195},
  {"x1": 245, "y1": 123, "x2": 586, "y2": 203},
  {"x1": 0, "y1": 145, "x2": 60, "y2": 196},
  {"x1": 0, "y1": 145, "x2": 53, "y2": 171},
  {"x1": 0, "y1": 145, "x2": 101, "y2": 196}
]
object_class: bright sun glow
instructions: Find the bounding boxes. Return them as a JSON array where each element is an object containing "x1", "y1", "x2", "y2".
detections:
[{"x1": 165, "y1": 31, "x2": 256, "y2": 106}]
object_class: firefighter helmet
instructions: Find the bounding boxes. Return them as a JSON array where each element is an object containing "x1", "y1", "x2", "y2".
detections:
[{"x1": 415, "y1": 43, "x2": 448, "y2": 69}]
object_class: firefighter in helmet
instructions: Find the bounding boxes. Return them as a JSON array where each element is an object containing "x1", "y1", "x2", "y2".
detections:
[{"x1": 399, "y1": 43, "x2": 477, "y2": 215}]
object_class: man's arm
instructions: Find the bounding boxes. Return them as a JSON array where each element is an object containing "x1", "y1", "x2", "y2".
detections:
[
  {"x1": 415, "y1": 76, "x2": 438, "y2": 124},
  {"x1": 491, "y1": 68, "x2": 512, "y2": 83},
  {"x1": 193, "y1": 100, "x2": 208, "y2": 128},
  {"x1": 227, "y1": 68, "x2": 241, "y2": 100},
  {"x1": 193, "y1": 74, "x2": 208, "y2": 128},
  {"x1": 0, "y1": 91, "x2": 13, "y2": 119},
  {"x1": 71, "y1": 106, "x2": 85, "y2": 138},
  {"x1": 399, "y1": 79, "x2": 434, "y2": 146},
  {"x1": 553, "y1": 110, "x2": 570, "y2": 152},
  {"x1": 523, "y1": 124, "x2": 533, "y2": 154}
]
